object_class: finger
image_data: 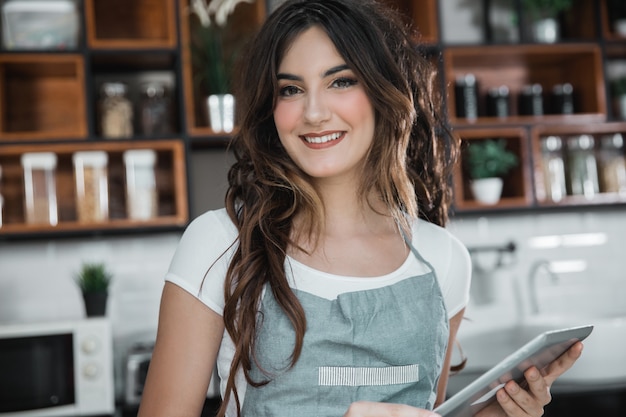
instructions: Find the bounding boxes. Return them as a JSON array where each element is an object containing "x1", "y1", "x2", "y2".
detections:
[
  {"x1": 343, "y1": 401, "x2": 441, "y2": 417},
  {"x1": 499, "y1": 379, "x2": 544, "y2": 417},
  {"x1": 524, "y1": 367, "x2": 551, "y2": 406},
  {"x1": 543, "y1": 341, "x2": 584, "y2": 387}
]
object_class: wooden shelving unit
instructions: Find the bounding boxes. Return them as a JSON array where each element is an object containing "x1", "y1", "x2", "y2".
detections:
[{"x1": 1, "y1": 0, "x2": 625, "y2": 239}]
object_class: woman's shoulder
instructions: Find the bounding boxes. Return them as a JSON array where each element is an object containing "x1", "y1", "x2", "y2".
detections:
[
  {"x1": 185, "y1": 208, "x2": 237, "y2": 238},
  {"x1": 410, "y1": 218, "x2": 471, "y2": 273},
  {"x1": 168, "y1": 208, "x2": 238, "y2": 271}
]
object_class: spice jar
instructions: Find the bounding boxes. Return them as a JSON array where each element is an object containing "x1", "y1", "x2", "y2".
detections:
[
  {"x1": 597, "y1": 133, "x2": 626, "y2": 195},
  {"x1": 73, "y1": 151, "x2": 109, "y2": 222},
  {"x1": 123, "y1": 149, "x2": 158, "y2": 220},
  {"x1": 21, "y1": 152, "x2": 58, "y2": 226},
  {"x1": 567, "y1": 135, "x2": 599, "y2": 199},
  {"x1": 140, "y1": 82, "x2": 173, "y2": 136},
  {"x1": 99, "y1": 82, "x2": 133, "y2": 139},
  {"x1": 539, "y1": 136, "x2": 567, "y2": 202}
]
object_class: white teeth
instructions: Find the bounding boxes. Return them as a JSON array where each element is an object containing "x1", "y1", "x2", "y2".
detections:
[{"x1": 303, "y1": 132, "x2": 342, "y2": 144}]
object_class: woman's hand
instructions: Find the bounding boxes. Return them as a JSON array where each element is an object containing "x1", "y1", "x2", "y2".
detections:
[
  {"x1": 344, "y1": 401, "x2": 441, "y2": 417},
  {"x1": 477, "y1": 341, "x2": 584, "y2": 417}
]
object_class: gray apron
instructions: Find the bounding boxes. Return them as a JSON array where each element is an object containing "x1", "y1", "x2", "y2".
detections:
[{"x1": 241, "y1": 242, "x2": 449, "y2": 417}]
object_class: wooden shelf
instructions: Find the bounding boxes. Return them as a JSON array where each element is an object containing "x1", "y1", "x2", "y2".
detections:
[
  {"x1": 0, "y1": 140, "x2": 188, "y2": 235},
  {"x1": 530, "y1": 122, "x2": 626, "y2": 207},
  {"x1": 84, "y1": 0, "x2": 177, "y2": 49},
  {"x1": 0, "y1": 54, "x2": 87, "y2": 140},
  {"x1": 380, "y1": 0, "x2": 439, "y2": 44},
  {"x1": 444, "y1": 44, "x2": 606, "y2": 124},
  {"x1": 453, "y1": 127, "x2": 533, "y2": 211}
]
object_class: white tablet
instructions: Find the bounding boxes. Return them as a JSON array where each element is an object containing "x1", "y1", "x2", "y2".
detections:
[{"x1": 434, "y1": 324, "x2": 593, "y2": 417}]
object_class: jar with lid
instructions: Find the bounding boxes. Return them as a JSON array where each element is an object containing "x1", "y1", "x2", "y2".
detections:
[
  {"x1": 21, "y1": 152, "x2": 58, "y2": 225},
  {"x1": 139, "y1": 82, "x2": 173, "y2": 136},
  {"x1": 99, "y1": 81, "x2": 134, "y2": 139},
  {"x1": 73, "y1": 151, "x2": 109, "y2": 222},
  {"x1": 539, "y1": 136, "x2": 567, "y2": 202},
  {"x1": 597, "y1": 133, "x2": 626, "y2": 195},
  {"x1": 123, "y1": 149, "x2": 158, "y2": 220},
  {"x1": 566, "y1": 135, "x2": 599, "y2": 199}
]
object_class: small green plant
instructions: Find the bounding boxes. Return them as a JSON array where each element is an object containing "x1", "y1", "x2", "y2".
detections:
[
  {"x1": 75, "y1": 262, "x2": 112, "y2": 293},
  {"x1": 191, "y1": 24, "x2": 235, "y2": 95},
  {"x1": 522, "y1": 0, "x2": 573, "y2": 18},
  {"x1": 465, "y1": 139, "x2": 519, "y2": 180}
]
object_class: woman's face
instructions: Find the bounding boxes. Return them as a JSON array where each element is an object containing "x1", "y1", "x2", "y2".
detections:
[{"x1": 273, "y1": 26, "x2": 375, "y2": 185}]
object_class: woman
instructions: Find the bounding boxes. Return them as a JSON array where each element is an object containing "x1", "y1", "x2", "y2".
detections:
[{"x1": 138, "y1": 1, "x2": 583, "y2": 416}]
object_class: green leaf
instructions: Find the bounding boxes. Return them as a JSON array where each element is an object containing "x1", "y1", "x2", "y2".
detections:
[{"x1": 465, "y1": 139, "x2": 519, "y2": 179}]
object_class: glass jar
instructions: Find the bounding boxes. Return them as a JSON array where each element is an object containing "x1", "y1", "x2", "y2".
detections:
[
  {"x1": 539, "y1": 136, "x2": 567, "y2": 202},
  {"x1": 567, "y1": 135, "x2": 599, "y2": 199},
  {"x1": 99, "y1": 81, "x2": 133, "y2": 139},
  {"x1": 597, "y1": 133, "x2": 626, "y2": 195},
  {"x1": 139, "y1": 82, "x2": 172, "y2": 136},
  {"x1": 21, "y1": 152, "x2": 58, "y2": 225},
  {"x1": 73, "y1": 151, "x2": 109, "y2": 222},
  {"x1": 123, "y1": 149, "x2": 158, "y2": 220}
]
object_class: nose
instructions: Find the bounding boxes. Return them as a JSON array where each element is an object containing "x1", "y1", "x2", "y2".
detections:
[{"x1": 303, "y1": 90, "x2": 330, "y2": 125}]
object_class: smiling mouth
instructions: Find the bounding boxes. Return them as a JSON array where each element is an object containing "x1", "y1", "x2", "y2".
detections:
[{"x1": 301, "y1": 132, "x2": 344, "y2": 144}]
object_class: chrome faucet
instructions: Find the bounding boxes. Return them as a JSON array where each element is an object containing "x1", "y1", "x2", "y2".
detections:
[{"x1": 527, "y1": 259, "x2": 560, "y2": 315}]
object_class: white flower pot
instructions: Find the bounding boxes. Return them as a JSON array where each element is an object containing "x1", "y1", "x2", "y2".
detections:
[
  {"x1": 614, "y1": 19, "x2": 626, "y2": 36},
  {"x1": 532, "y1": 17, "x2": 559, "y2": 43},
  {"x1": 205, "y1": 94, "x2": 235, "y2": 133},
  {"x1": 471, "y1": 177, "x2": 504, "y2": 205}
]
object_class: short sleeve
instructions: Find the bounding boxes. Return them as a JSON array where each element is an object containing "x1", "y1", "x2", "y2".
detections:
[
  {"x1": 165, "y1": 209, "x2": 238, "y2": 315},
  {"x1": 412, "y1": 220, "x2": 472, "y2": 318}
]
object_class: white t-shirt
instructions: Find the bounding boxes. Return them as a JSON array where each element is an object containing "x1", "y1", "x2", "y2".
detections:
[{"x1": 165, "y1": 208, "x2": 471, "y2": 415}]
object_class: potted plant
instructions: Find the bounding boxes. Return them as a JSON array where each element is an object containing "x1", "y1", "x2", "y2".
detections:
[
  {"x1": 189, "y1": 0, "x2": 254, "y2": 133},
  {"x1": 75, "y1": 262, "x2": 112, "y2": 317},
  {"x1": 522, "y1": 0, "x2": 573, "y2": 43},
  {"x1": 464, "y1": 138, "x2": 519, "y2": 205}
]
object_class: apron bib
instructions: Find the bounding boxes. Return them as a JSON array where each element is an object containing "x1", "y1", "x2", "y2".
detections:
[{"x1": 241, "y1": 243, "x2": 449, "y2": 417}]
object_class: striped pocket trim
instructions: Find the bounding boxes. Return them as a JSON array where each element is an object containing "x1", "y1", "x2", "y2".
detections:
[{"x1": 318, "y1": 364, "x2": 419, "y2": 386}]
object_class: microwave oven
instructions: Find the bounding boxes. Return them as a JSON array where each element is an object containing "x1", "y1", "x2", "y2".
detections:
[{"x1": 0, "y1": 318, "x2": 115, "y2": 416}]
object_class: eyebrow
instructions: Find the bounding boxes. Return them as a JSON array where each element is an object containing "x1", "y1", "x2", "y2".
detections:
[{"x1": 277, "y1": 64, "x2": 351, "y2": 81}]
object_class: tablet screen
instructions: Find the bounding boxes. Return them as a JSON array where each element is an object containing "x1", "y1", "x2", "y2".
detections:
[{"x1": 434, "y1": 324, "x2": 593, "y2": 417}]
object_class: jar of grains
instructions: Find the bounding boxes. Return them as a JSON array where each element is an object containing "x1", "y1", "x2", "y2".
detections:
[
  {"x1": 73, "y1": 151, "x2": 109, "y2": 222},
  {"x1": 597, "y1": 133, "x2": 626, "y2": 195},
  {"x1": 99, "y1": 81, "x2": 133, "y2": 139},
  {"x1": 21, "y1": 152, "x2": 58, "y2": 225}
]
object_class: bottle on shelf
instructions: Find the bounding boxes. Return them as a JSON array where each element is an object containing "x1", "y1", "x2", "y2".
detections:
[
  {"x1": 21, "y1": 152, "x2": 58, "y2": 226},
  {"x1": 454, "y1": 74, "x2": 478, "y2": 120},
  {"x1": 566, "y1": 135, "x2": 599, "y2": 199},
  {"x1": 539, "y1": 136, "x2": 567, "y2": 203},
  {"x1": 597, "y1": 133, "x2": 626, "y2": 195},
  {"x1": 123, "y1": 149, "x2": 158, "y2": 221},
  {"x1": 98, "y1": 82, "x2": 134, "y2": 139},
  {"x1": 73, "y1": 151, "x2": 109, "y2": 223},
  {"x1": 140, "y1": 82, "x2": 173, "y2": 136}
]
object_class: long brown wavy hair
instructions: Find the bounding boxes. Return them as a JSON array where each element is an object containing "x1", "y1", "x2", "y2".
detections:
[{"x1": 218, "y1": 0, "x2": 459, "y2": 415}]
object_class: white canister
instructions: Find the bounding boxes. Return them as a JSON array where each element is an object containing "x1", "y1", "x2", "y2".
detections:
[
  {"x1": 21, "y1": 152, "x2": 58, "y2": 226},
  {"x1": 73, "y1": 151, "x2": 109, "y2": 222},
  {"x1": 123, "y1": 149, "x2": 158, "y2": 220}
]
